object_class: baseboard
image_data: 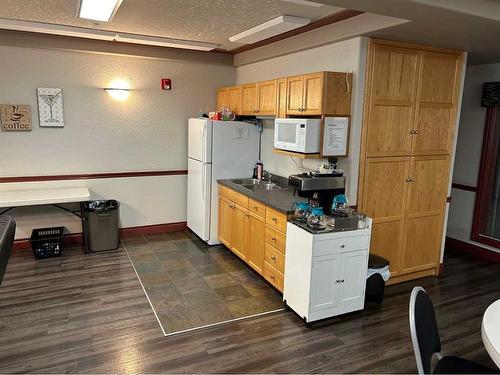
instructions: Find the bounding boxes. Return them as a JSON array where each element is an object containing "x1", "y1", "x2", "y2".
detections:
[
  {"x1": 445, "y1": 236, "x2": 500, "y2": 263},
  {"x1": 13, "y1": 221, "x2": 187, "y2": 250}
]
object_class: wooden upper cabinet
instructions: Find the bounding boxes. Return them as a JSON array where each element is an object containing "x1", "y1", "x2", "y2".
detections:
[
  {"x1": 277, "y1": 78, "x2": 287, "y2": 118},
  {"x1": 286, "y1": 72, "x2": 352, "y2": 116},
  {"x1": 366, "y1": 45, "x2": 419, "y2": 157},
  {"x1": 412, "y1": 52, "x2": 462, "y2": 155},
  {"x1": 240, "y1": 84, "x2": 257, "y2": 115},
  {"x1": 302, "y1": 73, "x2": 323, "y2": 115},
  {"x1": 286, "y1": 75, "x2": 305, "y2": 114},
  {"x1": 256, "y1": 80, "x2": 277, "y2": 116},
  {"x1": 227, "y1": 86, "x2": 242, "y2": 114},
  {"x1": 216, "y1": 88, "x2": 228, "y2": 110}
]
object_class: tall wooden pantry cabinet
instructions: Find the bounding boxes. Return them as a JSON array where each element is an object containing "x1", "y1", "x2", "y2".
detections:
[{"x1": 358, "y1": 39, "x2": 464, "y2": 284}]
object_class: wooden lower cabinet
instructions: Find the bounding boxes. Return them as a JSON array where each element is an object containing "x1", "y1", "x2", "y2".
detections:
[
  {"x1": 247, "y1": 213, "x2": 265, "y2": 273},
  {"x1": 218, "y1": 184, "x2": 287, "y2": 292}
]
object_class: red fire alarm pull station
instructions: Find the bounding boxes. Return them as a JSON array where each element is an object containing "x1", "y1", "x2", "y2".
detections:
[{"x1": 161, "y1": 78, "x2": 171, "y2": 90}]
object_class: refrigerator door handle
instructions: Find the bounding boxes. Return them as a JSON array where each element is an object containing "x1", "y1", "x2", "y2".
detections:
[
  {"x1": 201, "y1": 165, "x2": 206, "y2": 207},
  {"x1": 201, "y1": 123, "x2": 207, "y2": 159}
]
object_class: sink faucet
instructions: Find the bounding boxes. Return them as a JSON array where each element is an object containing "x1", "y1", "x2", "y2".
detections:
[{"x1": 262, "y1": 170, "x2": 272, "y2": 182}]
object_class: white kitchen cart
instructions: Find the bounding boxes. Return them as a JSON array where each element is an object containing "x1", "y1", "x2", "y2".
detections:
[{"x1": 283, "y1": 218, "x2": 372, "y2": 326}]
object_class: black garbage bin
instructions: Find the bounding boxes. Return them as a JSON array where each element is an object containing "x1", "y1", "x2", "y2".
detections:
[
  {"x1": 83, "y1": 200, "x2": 120, "y2": 253},
  {"x1": 365, "y1": 254, "x2": 390, "y2": 304}
]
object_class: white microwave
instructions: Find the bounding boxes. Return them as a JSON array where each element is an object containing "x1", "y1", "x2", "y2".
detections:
[{"x1": 274, "y1": 118, "x2": 321, "y2": 153}]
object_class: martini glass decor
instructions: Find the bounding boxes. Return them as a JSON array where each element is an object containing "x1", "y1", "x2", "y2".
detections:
[{"x1": 37, "y1": 88, "x2": 64, "y2": 127}]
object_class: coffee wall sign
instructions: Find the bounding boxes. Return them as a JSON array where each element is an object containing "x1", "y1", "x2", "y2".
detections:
[{"x1": 0, "y1": 104, "x2": 32, "y2": 131}]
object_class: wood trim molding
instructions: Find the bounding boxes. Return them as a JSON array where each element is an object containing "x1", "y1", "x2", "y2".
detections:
[
  {"x1": 0, "y1": 170, "x2": 188, "y2": 183},
  {"x1": 446, "y1": 236, "x2": 500, "y2": 263},
  {"x1": 451, "y1": 183, "x2": 477, "y2": 192},
  {"x1": 471, "y1": 107, "x2": 500, "y2": 249},
  {"x1": 13, "y1": 221, "x2": 188, "y2": 250},
  {"x1": 229, "y1": 9, "x2": 364, "y2": 55}
]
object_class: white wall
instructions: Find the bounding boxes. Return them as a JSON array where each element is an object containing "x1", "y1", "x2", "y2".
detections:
[
  {"x1": 446, "y1": 62, "x2": 500, "y2": 253},
  {"x1": 235, "y1": 37, "x2": 368, "y2": 205},
  {"x1": 0, "y1": 44, "x2": 235, "y2": 239}
]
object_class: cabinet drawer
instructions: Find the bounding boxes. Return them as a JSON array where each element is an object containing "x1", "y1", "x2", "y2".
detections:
[
  {"x1": 265, "y1": 244, "x2": 285, "y2": 273},
  {"x1": 264, "y1": 261, "x2": 284, "y2": 292},
  {"x1": 219, "y1": 185, "x2": 248, "y2": 208},
  {"x1": 313, "y1": 235, "x2": 370, "y2": 257},
  {"x1": 265, "y1": 226, "x2": 286, "y2": 253},
  {"x1": 248, "y1": 199, "x2": 266, "y2": 218},
  {"x1": 266, "y1": 207, "x2": 287, "y2": 233}
]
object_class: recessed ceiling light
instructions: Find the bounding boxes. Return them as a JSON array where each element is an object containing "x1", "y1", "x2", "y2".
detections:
[
  {"x1": 229, "y1": 15, "x2": 310, "y2": 44},
  {"x1": 78, "y1": 0, "x2": 123, "y2": 22},
  {"x1": 281, "y1": 0, "x2": 324, "y2": 7}
]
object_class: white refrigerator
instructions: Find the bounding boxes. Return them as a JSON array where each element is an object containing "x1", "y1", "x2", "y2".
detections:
[{"x1": 187, "y1": 118, "x2": 259, "y2": 245}]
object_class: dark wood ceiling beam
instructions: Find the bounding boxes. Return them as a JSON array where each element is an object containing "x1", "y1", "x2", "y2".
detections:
[{"x1": 229, "y1": 9, "x2": 364, "y2": 55}]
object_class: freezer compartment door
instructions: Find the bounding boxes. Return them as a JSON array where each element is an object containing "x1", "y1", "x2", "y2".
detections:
[
  {"x1": 188, "y1": 118, "x2": 212, "y2": 163},
  {"x1": 187, "y1": 158, "x2": 212, "y2": 241}
]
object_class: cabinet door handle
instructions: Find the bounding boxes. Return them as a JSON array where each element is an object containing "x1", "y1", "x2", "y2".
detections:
[
  {"x1": 341, "y1": 279, "x2": 345, "y2": 283},
  {"x1": 271, "y1": 256, "x2": 276, "y2": 261},
  {"x1": 253, "y1": 206, "x2": 258, "y2": 210},
  {"x1": 406, "y1": 177, "x2": 415, "y2": 183},
  {"x1": 272, "y1": 236, "x2": 277, "y2": 241},
  {"x1": 335, "y1": 279, "x2": 340, "y2": 283},
  {"x1": 246, "y1": 214, "x2": 249, "y2": 217},
  {"x1": 270, "y1": 275, "x2": 275, "y2": 280},
  {"x1": 272, "y1": 217, "x2": 277, "y2": 222},
  {"x1": 297, "y1": 107, "x2": 301, "y2": 111},
  {"x1": 340, "y1": 244, "x2": 345, "y2": 249}
]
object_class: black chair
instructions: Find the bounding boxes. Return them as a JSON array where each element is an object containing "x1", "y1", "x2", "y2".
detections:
[
  {"x1": 409, "y1": 286, "x2": 498, "y2": 374},
  {"x1": 0, "y1": 215, "x2": 15, "y2": 285}
]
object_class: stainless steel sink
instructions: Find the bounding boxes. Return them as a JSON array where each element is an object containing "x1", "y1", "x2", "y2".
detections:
[
  {"x1": 242, "y1": 183, "x2": 284, "y2": 191},
  {"x1": 231, "y1": 178, "x2": 262, "y2": 185}
]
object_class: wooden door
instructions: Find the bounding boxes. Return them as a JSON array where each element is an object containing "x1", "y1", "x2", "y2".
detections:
[
  {"x1": 240, "y1": 84, "x2": 257, "y2": 115},
  {"x1": 401, "y1": 155, "x2": 449, "y2": 274},
  {"x1": 227, "y1": 86, "x2": 242, "y2": 114},
  {"x1": 247, "y1": 212, "x2": 265, "y2": 273},
  {"x1": 310, "y1": 253, "x2": 340, "y2": 312},
  {"x1": 302, "y1": 72, "x2": 324, "y2": 115},
  {"x1": 360, "y1": 157, "x2": 410, "y2": 276},
  {"x1": 276, "y1": 78, "x2": 287, "y2": 118},
  {"x1": 218, "y1": 195, "x2": 232, "y2": 248},
  {"x1": 216, "y1": 88, "x2": 228, "y2": 110},
  {"x1": 230, "y1": 204, "x2": 249, "y2": 261},
  {"x1": 365, "y1": 44, "x2": 419, "y2": 157},
  {"x1": 286, "y1": 75, "x2": 304, "y2": 115},
  {"x1": 412, "y1": 52, "x2": 462, "y2": 155},
  {"x1": 339, "y1": 250, "x2": 368, "y2": 308},
  {"x1": 256, "y1": 80, "x2": 277, "y2": 116}
]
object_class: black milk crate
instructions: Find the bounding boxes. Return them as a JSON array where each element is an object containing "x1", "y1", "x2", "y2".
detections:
[{"x1": 30, "y1": 227, "x2": 65, "y2": 259}]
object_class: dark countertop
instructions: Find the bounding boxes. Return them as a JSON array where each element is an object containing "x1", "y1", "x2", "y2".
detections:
[{"x1": 218, "y1": 179, "x2": 307, "y2": 214}]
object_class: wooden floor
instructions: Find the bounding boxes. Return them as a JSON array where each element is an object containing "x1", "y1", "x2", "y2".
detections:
[{"x1": 0, "y1": 231, "x2": 498, "y2": 374}]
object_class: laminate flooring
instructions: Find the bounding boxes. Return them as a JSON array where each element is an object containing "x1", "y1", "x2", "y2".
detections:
[
  {"x1": 0, "y1": 231, "x2": 498, "y2": 373},
  {"x1": 124, "y1": 232, "x2": 282, "y2": 335}
]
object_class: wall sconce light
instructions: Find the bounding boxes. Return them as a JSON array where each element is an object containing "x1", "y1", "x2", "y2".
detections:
[
  {"x1": 104, "y1": 79, "x2": 131, "y2": 101},
  {"x1": 104, "y1": 87, "x2": 130, "y2": 101}
]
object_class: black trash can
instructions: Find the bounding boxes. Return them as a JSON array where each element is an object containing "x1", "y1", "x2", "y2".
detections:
[
  {"x1": 365, "y1": 254, "x2": 390, "y2": 304},
  {"x1": 82, "y1": 200, "x2": 120, "y2": 253}
]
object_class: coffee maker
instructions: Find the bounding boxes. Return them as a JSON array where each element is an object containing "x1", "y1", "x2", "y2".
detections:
[{"x1": 288, "y1": 171, "x2": 345, "y2": 213}]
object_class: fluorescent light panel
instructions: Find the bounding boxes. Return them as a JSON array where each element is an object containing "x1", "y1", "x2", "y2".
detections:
[
  {"x1": 281, "y1": 0, "x2": 324, "y2": 7},
  {"x1": 78, "y1": 0, "x2": 123, "y2": 22},
  {"x1": 0, "y1": 18, "x2": 218, "y2": 51},
  {"x1": 229, "y1": 15, "x2": 310, "y2": 44},
  {"x1": 116, "y1": 33, "x2": 219, "y2": 51}
]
